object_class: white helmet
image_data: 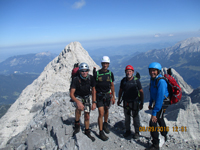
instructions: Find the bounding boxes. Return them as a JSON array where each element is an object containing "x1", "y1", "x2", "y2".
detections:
[{"x1": 101, "y1": 56, "x2": 110, "y2": 63}]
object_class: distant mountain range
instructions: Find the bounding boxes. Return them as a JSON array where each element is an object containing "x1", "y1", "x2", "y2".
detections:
[
  {"x1": 0, "y1": 52, "x2": 57, "y2": 74},
  {"x1": 0, "y1": 37, "x2": 199, "y2": 106},
  {"x1": 88, "y1": 41, "x2": 177, "y2": 57},
  {"x1": 112, "y1": 37, "x2": 200, "y2": 88}
]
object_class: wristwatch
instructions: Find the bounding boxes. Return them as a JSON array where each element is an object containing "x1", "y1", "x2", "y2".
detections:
[{"x1": 92, "y1": 101, "x2": 97, "y2": 104}]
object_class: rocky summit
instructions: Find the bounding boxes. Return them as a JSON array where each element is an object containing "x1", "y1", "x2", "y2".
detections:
[
  {"x1": 0, "y1": 42, "x2": 200, "y2": 150},
  {"x1": 0, "y1": 42, "x2": 100, "y2": 148}
]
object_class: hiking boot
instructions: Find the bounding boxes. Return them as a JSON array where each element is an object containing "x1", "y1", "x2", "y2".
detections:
[
  {"x1": 133, "y1": 132, "x2": 140, "y2": 139},
  {"x1": 103, "y1": 122, "x2": 110, "y2": 134},
  {"x1": 123, "y1": 130, "x2": 131, "y2": 137},
  {"x1": 73, "y1": 122, "x2": 80, "y2": 135},
  {"x1": 85, "y1": 129, "x2": 95, "y2": 142},
  {"x1": 99, "y1": 130, "x2": 109, "y2": 141},
  {"x1": 145, "y1": 144, "x2": 159, "y2": 150}
]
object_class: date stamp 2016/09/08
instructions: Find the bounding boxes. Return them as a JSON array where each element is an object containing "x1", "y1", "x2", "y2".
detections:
[{"x1": 139, "y1": 126, "x2": 187, "y2": 132}]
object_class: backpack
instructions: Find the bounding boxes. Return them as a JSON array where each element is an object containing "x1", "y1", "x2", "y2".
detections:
[
  {"x1": 71, "y1": 63, "x2": 79, "y2": 78},
  {"x1": 70, "y1": 63, "x2": 79, "y2": 92},
  {"x1": 155, "y1": 68, "x2": 182, "y2": 105}
]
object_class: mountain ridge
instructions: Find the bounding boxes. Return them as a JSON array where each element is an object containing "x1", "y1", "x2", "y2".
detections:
[
  {"x1": 0, "y1": 52, "x2": 57, "y2": 74},
  {"x1": 115, "y1": 37, "x2": 200, "y2": 88},
  {"x1": 0, "y1": 42, "x2": 100, "y2": 148}
]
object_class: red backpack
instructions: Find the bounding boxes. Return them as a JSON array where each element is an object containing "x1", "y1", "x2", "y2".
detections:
[
  {"x1": 72, "y1": 67, "x2": 79, "y2": 77},
  {"x1": 155, "y1": 68, "x2": 182, "y2": 105}
]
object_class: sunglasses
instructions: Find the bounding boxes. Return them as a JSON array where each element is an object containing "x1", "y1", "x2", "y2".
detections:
[{"x1": 80, "y1": 70, "x2": 89, "y2": 72}]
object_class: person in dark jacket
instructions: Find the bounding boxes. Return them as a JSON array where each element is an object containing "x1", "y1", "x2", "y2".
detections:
[
  {"x1": 70, "y1": 62, "x2": 96, "y2": 141},
  {"x1": 117, "y1": 65, "x2": 144, "y2": 139},
  {"x1": 93, "y1": 56, "x2": 115, "y2": 141},
  {"x1": 146, "y1": 62, "x2": 169, "y2": 150}
]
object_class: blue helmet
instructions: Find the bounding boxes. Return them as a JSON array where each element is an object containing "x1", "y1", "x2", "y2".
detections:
[{"x1": 148, "y1": 62, "x2": 162, "y2": 71}]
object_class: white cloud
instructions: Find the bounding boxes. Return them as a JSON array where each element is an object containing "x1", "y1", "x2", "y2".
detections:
[
  {"x1": 154, "y1": 34, "x2": 160, "y2": 38},
  {"x1": 72, "y1": 0, "x2": 85, "y2": 9},
  {"x1": 168, "y1": 34, "x2": 174, "y2": 37}
]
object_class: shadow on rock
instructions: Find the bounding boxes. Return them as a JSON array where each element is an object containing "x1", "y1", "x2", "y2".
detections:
[
  {"x1": 89, "y1": 122, "x2": 100, "y2": 139},
  {"x1": 109, "y1": 120, "x2": 126, "y2": 138},
  {"x1": 145, "y1": 110, "x2": 152, "y2": 115},
  {"x1": 61, "y1": 117, "x2": 74, "y2": 125}
]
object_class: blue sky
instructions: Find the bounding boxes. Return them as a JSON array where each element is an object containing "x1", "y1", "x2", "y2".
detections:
[{"x1": 0, "y1": 0, "x2": 200, "y2": 60}]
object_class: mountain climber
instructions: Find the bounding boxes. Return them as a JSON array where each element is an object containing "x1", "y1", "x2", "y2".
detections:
[
  {"x1": 70, "y1": 62, "x2": 96, "y2": 142},
  {"x1": 117, "y1": 65, "x2": 144, "y2": 139},
  {"x1": 146, "y1": 62, "x2": 168, "y2": 150},
  {"x1": 93, "y1": 56, "x2": 115, "y2": 141}
]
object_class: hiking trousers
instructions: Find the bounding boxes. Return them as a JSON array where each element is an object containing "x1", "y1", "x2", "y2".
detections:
[
  {"x1": 149, "y1": 108, "x2": 168, "y2": 145},
  {"x1": 124, "y1": 103, "x2": 140, "y2": 133}
]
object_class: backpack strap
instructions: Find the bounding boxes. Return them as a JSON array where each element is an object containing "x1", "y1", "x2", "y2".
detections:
[
  {"x1": 133, "y1": 77, "x2": 140, "y2": 98},
  {"x1": 149, "y1": 77, "x2": 168, "y2": 93},
  {"x1": 76, "y1": 76, "x2": 81, "y2": 87},
  {"x1": 155, "y1": 77, "x2": 170, "y2": 101},
  {"x1": 96, "y1": 70, "x2": 99, "y2": 81},
  {"x1": 108, "y1": 70, "x2": 112, "y2": 82},
  {"x1": 155, "y1": 77, "x2": 168, "y2": 88},
  {"x1": 96, "y1": 70, "x2": 112, "y2": 82}
]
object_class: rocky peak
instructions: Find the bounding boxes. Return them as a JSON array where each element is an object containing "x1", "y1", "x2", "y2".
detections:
[
  {"x1": 174, "y1": 37, "x2": 200, "y2": 49},
  {"x1": 162, "y1": 68, "x2": 193, "y2": 95},
  {"x1": 0, "y1": 42, "x2": 100, "y2": 148}
]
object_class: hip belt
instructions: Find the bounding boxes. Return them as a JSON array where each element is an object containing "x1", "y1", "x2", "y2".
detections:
[
  {"x1": 75, "y1": 95, "x2": 90, "y2": 104},
  {"x1": 75, "y1": 95, "x2": 91, "y2": 112}
]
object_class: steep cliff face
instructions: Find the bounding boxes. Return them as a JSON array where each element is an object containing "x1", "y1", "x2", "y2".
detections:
[{"x1": 0, "y1": 42, "x2": 100, "y2": 148}]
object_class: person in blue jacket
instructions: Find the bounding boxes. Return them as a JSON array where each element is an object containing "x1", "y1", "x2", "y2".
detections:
[{"x1": 146, "y1": 62, "x2": 168, "y2": 150}]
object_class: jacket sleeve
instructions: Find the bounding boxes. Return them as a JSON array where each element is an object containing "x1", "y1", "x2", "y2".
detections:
[{"x1": 152, "y1": 79, "x2": 167, "y2": 116}]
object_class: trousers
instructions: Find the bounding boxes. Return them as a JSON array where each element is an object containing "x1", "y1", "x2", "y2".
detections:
[
  {"x1": 124, "y1": 102, "x2": 140, "y2": 133},
  {"x1": 149, "y1": 108, "x2": 168, "y2": 145}
]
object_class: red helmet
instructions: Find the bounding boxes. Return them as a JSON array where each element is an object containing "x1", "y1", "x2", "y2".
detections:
[{"x1": 125, "y1": 65, "x2": 134, "y2": 71}]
